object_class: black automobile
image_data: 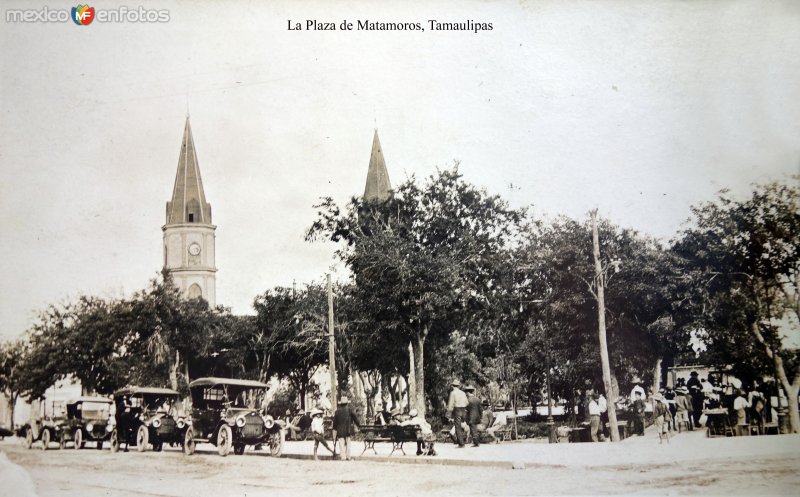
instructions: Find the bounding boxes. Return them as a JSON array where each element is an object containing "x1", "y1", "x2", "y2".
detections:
[
  {"x1": 184, "y1": 377, "x2": 284, "y2": 457},
  {"x1": 21, "y1": 401, "x2": 66, "y2": 451},
  {"x1": 62, "y1": 397, "x2": 113, "y2": 449},
  {"x1": 109, "y1": 387, "x2": 188, "y2": 453}
]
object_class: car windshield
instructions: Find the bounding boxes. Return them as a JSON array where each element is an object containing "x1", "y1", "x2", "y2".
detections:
[
  {"x1": 192, "y1": 385, "x2": 266, "y2": 410},
  {"x1": 79, "y1": 401, "x2": 111, "y2": 420}
]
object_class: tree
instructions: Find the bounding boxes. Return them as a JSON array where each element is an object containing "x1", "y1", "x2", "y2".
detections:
[
  {"x1": 308, "y1": 165, "x2": 524, "y2": 420},
  {"x1": 252, "y1": 284, "x2": 330, "y2": 410},
  {"x1": 0, "y1": 340, "x2": 26, "y2": 427},
  {"x1": 514, "y1": 214, "x2": 688, "y2": 414},
  {"x1": 18, "y1": 296, "x2": 131, "y2": 399},
  {"x1": 674, "y1": 180, "x2": 800, "y2": 432}
]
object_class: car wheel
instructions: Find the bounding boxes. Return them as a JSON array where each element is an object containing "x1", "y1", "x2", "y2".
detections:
[
  {"x1": 183, "y1": 428, "x2": 195, "y2": 455},
  {"x1": 41, "y1": 429, "x2": 50, "y2": 451},
  {"x1": 73, "y1": 429, "x2": 83, "y2": 450},
  {"x1": 153, "y1": 442, "x2": 163, "y2": 452},
  {"x1": 110, "y1": 429, "x2": 119, "y2": 453},
  {"x1": 59, "y1": 431, "x2": 66, "y2": 450},
  {"x1": 217, "y1": 425, "x2": 232, "y2": 457},
  {"x1": 24, "y1": 428, "x2": 33, "y2": 449},
  {"x1": 136, "y1": 425, "x2": 149, "y2": 452},
  {"x1": 233, "y1": 444, "x2": 245, "y2": 455},
  {"x1": 269, "y1": 429, "x2": 284, "y2": 457}
]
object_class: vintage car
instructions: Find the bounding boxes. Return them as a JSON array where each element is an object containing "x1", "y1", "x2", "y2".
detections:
[
  {"x1": 21, "y1": 401, "x2": 66, "y2": 451},
  {"x1": 61, "y1": 396, "x2": 113, "y2": 449},
  {"x1": 109, "y1": 386, "x2": 187, "y2": 453},
  {"x1": 184, "y1": 377, "x2": 284, "y2": 457}
]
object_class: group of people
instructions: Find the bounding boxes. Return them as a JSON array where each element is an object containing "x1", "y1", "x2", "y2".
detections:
[
  {"x1": 446, "y1": 379, "x2": 507, "y2": 447},
  {"x1": 625, "y1": 372, "x2": 776, "y2": 440},
  {"x1": 283, "y1": 396, "x2": 362, "y2": 461}
]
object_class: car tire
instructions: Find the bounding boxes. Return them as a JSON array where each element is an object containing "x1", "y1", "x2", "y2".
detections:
[
  {"x1": 269, "y1": 429, "x2": 284, "y2": 457},
  {"x1": 183, "y1": 428, "x2": 195, "y2": 455},
  {"x1": 110, "y1": 429, "x2": 119, "y2": 453},
  {"x1": 136, "y1": 425, "x2": 149, "y2": 452},
  {"x1": 41, "y1": 429, "x2": 50, "y2": 451},
  {"x1": 217, "y1": 425, "x2": 232, "y2": 457},
  {"x1": 24, "y1": 428, "x2": 33, "y2": 449},
  {"x1": 73, "y1": 429, "x2": 83, "y2": 450},
  {"x1": 233, "y1": 444, "x2": 245, "y2": 455}
]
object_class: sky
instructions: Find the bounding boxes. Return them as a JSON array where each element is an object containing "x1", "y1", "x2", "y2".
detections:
[{"x1": 1, "y1": 1, "x2": 799, "y2": 341}]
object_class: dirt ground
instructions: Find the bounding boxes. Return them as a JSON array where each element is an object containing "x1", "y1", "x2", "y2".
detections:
[{"x1": 1, "y1": 435, "x2": 798, "y2": 497}]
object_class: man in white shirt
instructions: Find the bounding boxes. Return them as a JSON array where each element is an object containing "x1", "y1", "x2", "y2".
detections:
[
  {"x1": 588, "y1": 393, "x2": 602, "y2": 442},
  {"x1": 486, "y1": 410, "x2": 508, "y2": 441}
]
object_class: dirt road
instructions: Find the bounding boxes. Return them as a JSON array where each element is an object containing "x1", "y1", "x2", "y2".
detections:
[{"x1": 2, "y1": 436, "x2": 798, "y2": 496}]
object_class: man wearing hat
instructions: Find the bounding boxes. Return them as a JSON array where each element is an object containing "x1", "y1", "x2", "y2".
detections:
[
  {"x1": 310, "y1": 408, "x2": 333, "y2": 460},
  {"x1": 464, "y1": 385, "x2": 483, "y2": 446},
  {"x1": 686, "y1": 371, "x2": 704, "y2": 428},
  {"x1": 332, "y1": 396, "x2": 360, "y2": 461},
  {"x1": 446, "y1": 380, "x2": 468, "y2": 447},
  {"x1": 674, "y1": 386, "x2": 693, "y2": 432},
  {"x1": 652, "y1": 393, "x2": 671, "y2": 443}
]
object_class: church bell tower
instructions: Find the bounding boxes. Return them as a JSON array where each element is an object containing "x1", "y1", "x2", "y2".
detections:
[{"x1": 162, "y1": 116, "x2": 217, "y2": 306}]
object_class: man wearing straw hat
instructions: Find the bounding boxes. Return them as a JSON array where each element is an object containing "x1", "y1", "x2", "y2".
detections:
[
  {"x1": 332, "y1": 396, "x2": 360, "y2": 461},
  {"x1": 310, "y1": 408, "x2": 334, "y2": 460},
  {"x1": 446, "y1": 379, "x2": 468, "y2": 448}
]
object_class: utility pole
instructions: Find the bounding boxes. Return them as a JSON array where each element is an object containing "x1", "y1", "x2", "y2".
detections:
[
  {"x1": 544, "y1": 325, "x2": 557, "y2": 443},
  {"x1": 327, "y1": 274, "x2": 337, "y2": 409},
  {"x1": 591, "y1": 209, "x2": 620, "y2": 442}
]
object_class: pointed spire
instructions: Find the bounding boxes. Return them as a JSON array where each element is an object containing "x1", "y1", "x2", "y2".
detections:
[
  {"x1": 363, "y1": 129, "x2": 392, "y2": 202},
  {"x1": 166, "y1": 116, "x2": 212, "y2": 225}
]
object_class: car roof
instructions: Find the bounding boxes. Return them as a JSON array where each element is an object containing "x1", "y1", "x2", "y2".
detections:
[
  {"x1": 67, "y1": 396, "x2": 112, "y2": 405},
  {"x1": 189, "y1": 377, "x2": 269, "y2": 389},
  {"x1": 113, "y1": 387, "x2": 180, "y2": 397}
]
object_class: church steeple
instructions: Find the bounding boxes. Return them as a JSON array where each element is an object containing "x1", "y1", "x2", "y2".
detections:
[
  {"x1": 363, "y1": 129, "x2": 392, "y2": 202},
  {"x1": 166, "y1": 116, "x2": 212, "y2": 225},
  {"x1": 162, "y1": 116, "x2": 217, "y2": 308}
]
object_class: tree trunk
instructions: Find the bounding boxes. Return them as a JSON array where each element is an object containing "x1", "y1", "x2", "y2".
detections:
[
  {"x1": 361, "y1": 371, "x2": 376, "y2": 420},
  {"x1": 169, "y1": 350, "x2": 180, "y2": 391},
  {"x1": 784, "y1": 384, "x2": 800, "y2": 434},
  {"x1": 591, "y1": 209, "x2": 620, "y2": 442},
  {"x1": 381, "y1": 374, "x2": 392, "y2": 411},
  {"x1": 750, "y1": 320, "x2": 799, "y2": 433},
  {"x1": 408, "y1": 341, "x2": 417, "y2": 411},
  {"x1": 653, "y1": 358, "x2": 662, "y2": 394},
  {"x1": 351, "y1": 365, "x2": 364, "y2": 411},
  {"x1": 413, "y1": 332, "x2": 426, "y2": 420}
]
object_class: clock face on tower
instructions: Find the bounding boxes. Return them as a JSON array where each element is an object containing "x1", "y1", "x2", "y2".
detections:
[{"x1": 188, "y1": 242, "x2": 202, "y2": 256}]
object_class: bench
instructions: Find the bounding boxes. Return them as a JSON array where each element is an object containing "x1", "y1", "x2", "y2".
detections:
[
  {"x1": 360, "y1": 424, "x2": 424, "y2": 456},
  {"x1": 492, "y1": 424, "x2": 513, "y2": 442}
]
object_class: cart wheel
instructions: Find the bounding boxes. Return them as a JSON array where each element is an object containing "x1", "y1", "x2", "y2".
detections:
[
  {"x1": 136, "y1": 425, "x2": 149, "y2": 452},
  {"x1": 110, "y1": 429, "x2": 119, "y2": 453},
  {"x1": 41, "y1": 429, "x2": 50, "y2": 451},
  {"x1": 183, "y1": 428, "x2": 195, "y2": 455},
  {"x1": 217, "y1": 425, "x2": 232, "y2": 457},
  {"x1": 73, "y1": 429, "x2": 83, "y2": 449},
  {"x1": 269, "y1": 429, "x2": 284, "y2": 457},
  {"x1": 24, "y1": 428, "x2": 33, "y2": 449}
]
